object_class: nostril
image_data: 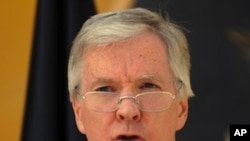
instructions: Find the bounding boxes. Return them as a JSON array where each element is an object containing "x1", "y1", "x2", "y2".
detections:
[
  {"x1": 118, "y1": 114, "x2": 125, "y2": 120},
  {"x1": 116, "y1": 97, "x2": 141, "y2": 121},
  {"x1": 133, "y1": 114, "x2": 139, "y2": 120},
  {"x1": 118, "y1": 114, "x2": 138, "y2": 121},
  {"x1": 116, "y1": 107, "x2": 141, "y2": 121}
]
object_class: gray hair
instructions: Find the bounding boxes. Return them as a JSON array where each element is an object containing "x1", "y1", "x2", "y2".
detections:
[{"x1": 68, "y1": 8, "x2": 194, "y2": 101}]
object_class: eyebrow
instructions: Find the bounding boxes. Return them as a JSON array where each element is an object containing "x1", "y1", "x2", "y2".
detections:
[
  {"x1": 134, "y1": 74, "x2": 165, "y2": 87},
  {"x1": 90, "y1": 77, "x2": 117, "y2": 88},
  {"x1": 95, "y1": 77, "x2": 115, "y2": 83},
  {"x1": 95, "y1": 74, "x2": 160, "y2": 82},
  {"x1": 137, "y1": 74, "x2": 158, "y2": 81},
  {"x1": 86, "y1": 77, "x2": 115, "y2": 90},
  {"x1": 91, "y1": 74, "x2": 164, "y2": 87},
  {"x1": 137, "y1": 73, "x2": 175, "y2": 87}
]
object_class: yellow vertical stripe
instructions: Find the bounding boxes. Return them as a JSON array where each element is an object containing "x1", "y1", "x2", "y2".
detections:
[
  {"x1": 0, "y1": 0, "x2": 36, "y2": 140},
  {"x1": 94, "y1": 0, "x2": 135, "y2": 13},
  {"x1": 0, "y1": 0, "x2": 135, "y2": 140}
]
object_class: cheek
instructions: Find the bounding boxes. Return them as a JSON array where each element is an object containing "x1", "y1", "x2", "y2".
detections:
[
  {"x1": 144, "y1": 104, "x2": 180, "y2": 139},
  {"x1": 80, "y1": 109, "x2": 116, "y2": 138},
  {"x1": 139, "y1": 117, "x2": 171, "y2": 141}
]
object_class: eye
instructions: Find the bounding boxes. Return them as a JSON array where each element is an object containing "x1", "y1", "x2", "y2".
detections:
[
  {"x1": 139, "y1": 82, "x2": 160, "y2": 90},
  {"x1": 95, "y1": 86, "x2": 114, "y2": 92}
]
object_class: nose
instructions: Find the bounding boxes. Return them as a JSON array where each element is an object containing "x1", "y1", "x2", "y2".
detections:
[{"x1": 116, "y1": 96, "x2": 141, "y2": 121}]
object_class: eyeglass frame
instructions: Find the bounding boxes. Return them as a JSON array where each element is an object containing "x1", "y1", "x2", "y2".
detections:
[
  {"x1": 75, "y1": 83, "x2": 185, "y2": 113},
  {"x1": 76, "y1": 91, "x2": 177, "y2": 113},
  {"x1": 74, "y1": 79, "x2": 182, "y2": 113}
]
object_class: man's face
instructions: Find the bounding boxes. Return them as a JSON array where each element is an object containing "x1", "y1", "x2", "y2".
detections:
[{"x1": 72, "y1": 31, "x2": 188, "y2": 141}]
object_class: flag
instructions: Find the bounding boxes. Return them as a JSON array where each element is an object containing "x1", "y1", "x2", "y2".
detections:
[{"x1": 21, "y1": 0, "x2": 95, "y2": 141}]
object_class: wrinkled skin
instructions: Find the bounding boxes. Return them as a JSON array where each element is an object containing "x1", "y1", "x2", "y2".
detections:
[{"x1": 72, "y1": 31, "x2": 188, "y2": 141}]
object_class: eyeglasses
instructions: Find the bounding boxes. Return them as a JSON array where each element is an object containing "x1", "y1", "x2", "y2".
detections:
[{"x1": 76, "y1": 91, "x2": 176, "y2": 113}]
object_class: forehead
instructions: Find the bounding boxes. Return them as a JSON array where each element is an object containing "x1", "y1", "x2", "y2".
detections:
[
  {"x1": 83, "y1": 31, "x2": 168, "y2": 61},
  {"x1": 81, "y1": 31, "x2": 174, "y2": 86}
]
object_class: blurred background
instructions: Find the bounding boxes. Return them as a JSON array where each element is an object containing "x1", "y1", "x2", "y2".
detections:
[
  {"x1": 0, "y1": 0, "x2": 35, "y2": 140},
  {"x1": 0, "y1": 0, "x2": 249, "y2": 141}
]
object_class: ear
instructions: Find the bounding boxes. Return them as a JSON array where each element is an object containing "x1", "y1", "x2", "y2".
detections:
[
  {"x1": 72, "y1": 98, "x2": 86, "y2": 134},
  {"x1": 176, "y1": 98, "x2": 189, "y2": 130}
]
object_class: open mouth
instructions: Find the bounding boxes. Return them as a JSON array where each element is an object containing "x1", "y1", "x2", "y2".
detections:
[{"x1": 116, "y1": 135, "x2": 143, "y2": 141}]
